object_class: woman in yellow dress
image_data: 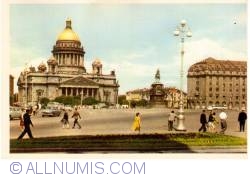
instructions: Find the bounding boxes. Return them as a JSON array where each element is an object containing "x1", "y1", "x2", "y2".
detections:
[{"x1": 132, "y1": 112, "x2": 141, "y2": 133}]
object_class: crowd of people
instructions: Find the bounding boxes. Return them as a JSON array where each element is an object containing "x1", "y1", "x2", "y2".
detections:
[
  {"x1": 16, "y1": 106, "x2": 247, "y2": 140},
  {"x1": 198, "y1": 108, "x2": 247, "y2": 134}
]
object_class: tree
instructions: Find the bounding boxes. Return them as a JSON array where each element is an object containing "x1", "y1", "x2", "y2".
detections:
[
  {"x1": 136, "y1": 99, "x2": 148, "y2": 107},
  {"x1": 118, "y1": 95, "x2": 128, "y2": 105},
  {"x1": 82, "y1": 97, "x2": 99, "y2": 105},
  {"x1": 40, "y1": 97, "x2": 50, "y2": 107},
  {"x1": 54, "y1": 96, "x2": 81, "y2": 106}
]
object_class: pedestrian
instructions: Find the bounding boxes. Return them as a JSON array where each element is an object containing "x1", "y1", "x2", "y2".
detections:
[
  {"x1": 72, "y1": 108, "x2": 82, "y2": 129},
  {"x1": 168, "y1": 110, "x2": 176, "y2": 131},
  {"x1": 61, "y1": 110, "x2": 69, "y2": 129},
  {"x1": 19, "y1": 108, "x2": 25, "y2": 131},
  {"x1": 199, "y1": 110, "x2": 207, "y2": 132},
  {"x1": 219, "y1": 109, "x2": 228, "y2": 134},
  {"x1": 131, "y1": 112, "x2": 141, "y2": 134},
  {"x1": 33, "y1": 105, "x2": 37, "y2": 116},
  {"x1": 207, "y1": 111, "x2": 216, "y2": 132},
  {"x1": 238, "y1": 108, "x2": 247, "y2": 132},
  {"x1": 17, "y1": 109, "x2": 34, "y2": 140}
]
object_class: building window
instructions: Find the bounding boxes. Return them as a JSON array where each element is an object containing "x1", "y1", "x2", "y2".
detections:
[
  {"x1": 242, "y1": 88, "x2": 245, "y2": 92},
  {"x1": 196, "y1": 80, "x2": 199, "y2": 85},
  {"x1": 216, "y1": 88, "x2": 219, "y2": 92},
  {"x1": 243, "y1": 95, "x2": 245, "y2": 99},
  {"x1": 216, "y1": 81, "x2": 219, "y2": 86},
  {"x1": 236, "y1": 96, "x2": 239, "y2": 100},
  {"x1": 229, "y1": 89, "x2": 232, "y2": 92},
  {"x1": 195, "y1": 87, "x2": 199, "y2": 91},
  {"x1": 209, "y1": 94, "x2": 213, "y2": 97},
  {"x1": 216, "y1": 95, "x2": 219, "y2": 99},
  {"x1": 209, "y1": 87, "x2": 212, "y2": 91}
]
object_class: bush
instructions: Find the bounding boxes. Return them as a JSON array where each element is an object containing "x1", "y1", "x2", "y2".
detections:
[
  {"x1": 54, "y1": 96, "x2": 80, "y2": 106},
  {"x1": 82, "y1": 97, "x2": 99, "y2": 105}
]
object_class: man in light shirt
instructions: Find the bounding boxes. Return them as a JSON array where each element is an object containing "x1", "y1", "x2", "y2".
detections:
[{"x1": 219, "y1": 109, "x2": 228, "y2": 134}]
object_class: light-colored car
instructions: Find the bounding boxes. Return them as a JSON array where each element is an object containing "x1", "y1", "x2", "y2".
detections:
[
  {"x1": 9, "y1": 106, "x2": 22, "y2": 120},
  {"x1": 41, "y1": 107, "x2": 62, "y2": 117},
  {"x1": 64, "y1": 105, "x2": 73, "y2": 111}
]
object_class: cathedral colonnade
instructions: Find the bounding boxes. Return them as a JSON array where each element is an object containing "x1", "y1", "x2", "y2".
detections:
[{"x1": 61, "y1": 87, "x2": 98, "y2": 98}]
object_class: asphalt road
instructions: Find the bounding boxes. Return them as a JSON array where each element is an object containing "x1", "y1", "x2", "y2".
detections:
[{"x1": 10, "y1": 108, "x2": 247, "y2": 139}]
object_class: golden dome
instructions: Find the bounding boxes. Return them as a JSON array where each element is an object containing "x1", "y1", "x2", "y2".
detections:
[{"x1": 57, "y1": 19, "x2": 80, "y2": 42}]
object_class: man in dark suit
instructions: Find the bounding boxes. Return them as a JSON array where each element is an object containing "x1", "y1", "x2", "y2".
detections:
[
  {"x1": 238, "y1": 108, "x2": 247, "y2": 132},
  {"x1": 199, "y1": 110, "x2": 207, "y2": 132},
  {"x1": 17, "y1": 109, "x2": 34, "y2": 140}
]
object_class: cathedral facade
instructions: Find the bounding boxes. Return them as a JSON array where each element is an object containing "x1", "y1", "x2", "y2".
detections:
[{"x1": 17, "y1": 19, "x2": 119, "y2": 106}]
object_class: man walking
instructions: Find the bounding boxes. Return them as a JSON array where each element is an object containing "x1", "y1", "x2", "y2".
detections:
[
  {"x1": 238, "y1": 108, "x2": 247, "y2": 132},
  {"x1": 72, "y1": 108, "x2": 82, "y2": 129},
  {"x1": 168, "y1": 110, "x2": 176, "y2": 131},
  {"x1": 219, "y1": 109, "x2": 228, "y2": 134},
  {"x1": 17, "y1": 109, "x2": 34, "y2": 140},
  {"x1": 199, "y1": 110, "x2": 207, "y2": 132}
]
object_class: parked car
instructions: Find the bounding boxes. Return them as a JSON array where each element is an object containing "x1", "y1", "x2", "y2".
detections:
[
  {"x1": 9, "y1": 106, "x2": 22, "y2": 120},
  {"x1": 207, "y1": 105, "x2": 228, "y2": 110},
  {"x1": 212, "y1": 105, "x2": 228, "y2": 110},
  {"x1": 64, "y1": 105, "x2": 73, "y2": 111},
  {"x1": 41, "y1": 107, "x2": 62, "y2": 117}
]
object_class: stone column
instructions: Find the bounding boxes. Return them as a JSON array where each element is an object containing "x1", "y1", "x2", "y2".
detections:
[
  {"x1": 65, "y1": 87, "x2": 68, "y2": 96},
  {"x1": 92, "y1": 88, "x2": 94, "y2": 97}
]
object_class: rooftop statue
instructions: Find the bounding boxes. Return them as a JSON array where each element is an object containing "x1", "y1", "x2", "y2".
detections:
[{"x1": 155, "y1": 69, "x2": 160, "y2": 82}]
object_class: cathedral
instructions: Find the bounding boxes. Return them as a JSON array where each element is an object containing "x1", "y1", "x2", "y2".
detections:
[{"x1": 17, "y1": 19, "x2": 119, "y2": 106}]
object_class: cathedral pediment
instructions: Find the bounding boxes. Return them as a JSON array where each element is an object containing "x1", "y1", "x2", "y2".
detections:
[{"x1": 61, "y1": 76, "x2": 99, "y2": 87}]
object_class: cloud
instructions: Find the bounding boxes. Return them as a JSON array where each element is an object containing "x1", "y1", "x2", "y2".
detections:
[
  {"x1": 104, "y1": 38, "x2": 247, "y2": 94},
  {"x1": 184, "y1": 38, "x2": 247, "y2": 67}
]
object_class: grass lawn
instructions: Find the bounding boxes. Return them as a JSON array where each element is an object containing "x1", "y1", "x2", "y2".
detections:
[{"x1": 10, "y1": 133, "x2": 247, "y2": 153}]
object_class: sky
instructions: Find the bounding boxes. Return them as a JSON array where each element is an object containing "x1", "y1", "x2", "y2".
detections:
[{"x1": 9, "y1": 3, "x2": 247, "y2": 94}]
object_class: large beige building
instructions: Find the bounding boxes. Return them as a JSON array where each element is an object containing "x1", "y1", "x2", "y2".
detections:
[
  {"x1": 17, "y1": 19, "x2": 119, "y2": 106},
  {"x1": 187, "y1": 57, "x2": 247, "y2": 109}
]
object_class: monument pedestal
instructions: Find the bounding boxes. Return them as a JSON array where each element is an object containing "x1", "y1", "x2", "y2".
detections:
[{"x1": 149, "y1": 82, "x2": 166, "y2": 108}]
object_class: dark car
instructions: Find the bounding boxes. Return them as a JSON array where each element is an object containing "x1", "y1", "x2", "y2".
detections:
[{"x1": 41, "y1": 107, "x2": 62, "y2": 117}]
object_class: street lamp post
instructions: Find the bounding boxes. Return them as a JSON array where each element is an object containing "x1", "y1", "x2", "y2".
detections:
[
  {"x1": 24, "y1": 64, "x2": 28, "y2": 108},
  {"x1": 173, "y1": 19, "x2": 192, "y2": 131},
  {"x1": 30, "y1": 77, "x2": 33, "y2": 104}
]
